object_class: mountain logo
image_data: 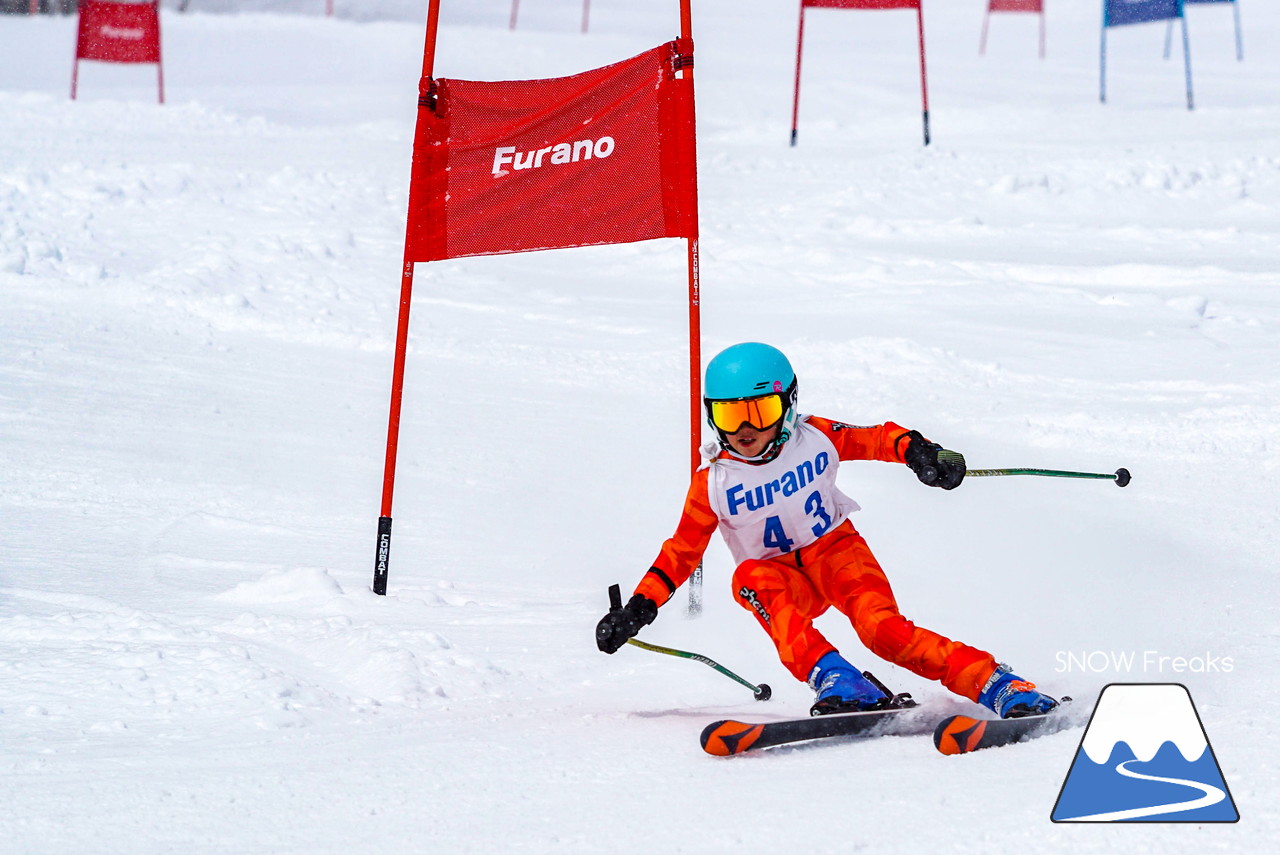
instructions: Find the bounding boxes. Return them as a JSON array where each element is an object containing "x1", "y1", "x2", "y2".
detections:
[{"x1": 1051, "y1": 683, "x2": 1239, "y2": 822}]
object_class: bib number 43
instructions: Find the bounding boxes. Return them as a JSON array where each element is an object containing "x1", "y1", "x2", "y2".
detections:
[{"x1": 762, "y1": 490, "x2": 833, "y2": 553}]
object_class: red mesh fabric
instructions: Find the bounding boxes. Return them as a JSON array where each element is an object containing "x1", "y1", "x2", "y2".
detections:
[
  {"x1": 988, "y1": 0, "x2": 1042, "y2": 12},
  {"x1": 803, "y1": 0, "x2": 920, "y2": 9},
  {"x1": 76, "y1": 1, "x2": 161, "y2": 64},
  {"x1": 405, "y1": 40, "x2": 698, "y2": 262}
]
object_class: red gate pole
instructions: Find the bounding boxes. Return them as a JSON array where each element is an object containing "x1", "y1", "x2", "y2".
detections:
[
  {"x1": 375, "y1": 0, "x2": 442, "y2": 595},
  {"x1": 916, "y1": 3, "x2": 930, "y2": 146},
  {"x1": 155, "y1": 2, "x2": 165, "y2": 104},
  {"x1": 686, "y1": 236, "x2": 701, "y2": 477},
  {"x1": 510, "y1": 0, "x2": 519, "y2": 30},
  {"x1": 680, "y1": 0, "x2": 700, "y2": 479},
  {"x1": 1039, "y1": 3, "x2": 1046, "y2": 58},
  {"x1": 582, "y1": 0, "x2": 590, "y2": 33},
  {"x1": 790, "y1": 0, "x2": 806, "y2": 146},
  {"x1": 679, "y1": 0, "x2": 705, "y2": 614},
  {"x1": 979, "y1": 5, "x2": 991, "y2": 55}
]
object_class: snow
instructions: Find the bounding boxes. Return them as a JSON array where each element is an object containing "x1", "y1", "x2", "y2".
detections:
[{"x1": 2, "y1": 0, "x2": 1276, "y2": 850}]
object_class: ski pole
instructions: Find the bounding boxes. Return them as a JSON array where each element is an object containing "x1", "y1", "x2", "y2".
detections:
[
  {"x1": 965, "y1": 467, "x2": 1131, "y2": 487},
  {"x1": 606, "y1": 584, "x2": 772, "y2": 701},
  {"x1": 625, "y1": 638, "x2": 773, "y2": 701}
]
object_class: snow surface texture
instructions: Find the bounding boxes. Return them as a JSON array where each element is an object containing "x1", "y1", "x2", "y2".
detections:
[{"x1": 2, "y1": 0, "x2": 1276, "y2": 851}]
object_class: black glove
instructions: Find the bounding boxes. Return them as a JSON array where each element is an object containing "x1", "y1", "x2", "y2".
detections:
[
  {"x1": 903, "y1": 430, "x2": 966, "y2": 490},
  {"x1": 595, "y1": 592, "x2": 658, "y2": 654}
]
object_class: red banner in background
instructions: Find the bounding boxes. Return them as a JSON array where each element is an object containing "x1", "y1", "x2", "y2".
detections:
[
  {"x1": 76, "y1": 1, "x2": 162, "y2": 64},
  {"x1": 405, "y1": 40, "x2": 698, "y2": 263},
  {"x1": 804, "y1": 0, "x2": 919, "y2": 8},
  {"x1": 792, "y1": 0, "x2": 930, "y2": 146},
  {"x1": 981, "y1": 0, "x2": 1046, "y2": 58}
]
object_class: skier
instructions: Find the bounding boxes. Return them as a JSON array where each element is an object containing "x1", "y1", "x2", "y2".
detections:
[{"x1": 596, "y1": 342, "x2": 1059, "y2": 719}]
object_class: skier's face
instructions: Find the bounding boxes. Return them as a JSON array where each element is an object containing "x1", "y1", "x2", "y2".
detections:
[{"x1": 726, "y1": 422, "x2": 779, "y2": 457}]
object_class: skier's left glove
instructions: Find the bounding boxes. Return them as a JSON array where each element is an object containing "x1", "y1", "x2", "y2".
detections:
[
  {"x1": 595, "y1": 594, "x2": 658, "y2": 654},
  {"x1": 903, "y1": 431, "x2": 966, "y2": 490}
]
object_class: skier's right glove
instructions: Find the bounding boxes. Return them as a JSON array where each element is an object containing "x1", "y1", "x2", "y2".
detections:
[
  {"x1": 903, "y1": 431, "x2": 966, "y2": 490},
  {"x1": 595, "y1": 593, "x2": 658, "y2": 654}
]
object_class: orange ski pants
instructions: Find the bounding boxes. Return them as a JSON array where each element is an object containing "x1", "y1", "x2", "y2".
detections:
[{"x1": 731, "y1": 521, "x2": 997, "y2": 702}]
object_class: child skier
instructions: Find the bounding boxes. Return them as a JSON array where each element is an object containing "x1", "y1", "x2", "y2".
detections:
[{"x1": 596, "y1": 342, "x2": 1059, "y2": 719}]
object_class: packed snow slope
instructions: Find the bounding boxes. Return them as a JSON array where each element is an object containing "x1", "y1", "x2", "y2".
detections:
[{"x1": 2, "y1": 1, "x2": 1277, "y2": 852}]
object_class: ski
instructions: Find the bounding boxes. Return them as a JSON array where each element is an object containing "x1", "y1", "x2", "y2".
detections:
[
  {"x1": 933, "y1": 709, "x2": 1076, "y2": 755},
  {"x1": 701, "y1": 705, "x2": 925, "y2": 756}
]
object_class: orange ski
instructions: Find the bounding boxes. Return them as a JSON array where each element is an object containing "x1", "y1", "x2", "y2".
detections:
[
  {"x1": 701, "y1": 707, "x2": 922, "y2": 756},
  {"x1": 933, "y1": 710, "x2": 1075, "y2": 755}
]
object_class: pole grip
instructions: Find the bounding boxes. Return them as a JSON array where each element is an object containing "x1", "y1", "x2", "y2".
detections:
[
  {"x1": 598, "y1": 584, "x2": 624, "y2": 646},
  {"x1": 373, "y1": 516, "x2": 392, "y2": 595}
]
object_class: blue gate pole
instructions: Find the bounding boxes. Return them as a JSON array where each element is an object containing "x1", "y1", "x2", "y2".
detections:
[
  {"x1": 1233, "y1": 0, "x2": 1243, "y2": 61},
  {"x1": 1100, "y1": 10, "x2": 1108, "y2": 104},
  {"x1": 1181, "y1": 10, "x2": 1194, "y2": 110}
]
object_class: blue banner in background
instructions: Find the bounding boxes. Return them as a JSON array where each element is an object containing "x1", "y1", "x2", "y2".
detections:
[{"x1": 1105, "y1": 0, "x2": 1182, "y2": 27}]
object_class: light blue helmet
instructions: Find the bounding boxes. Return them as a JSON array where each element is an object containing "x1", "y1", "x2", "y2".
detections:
[{"x1": 703, "y1": 342, "x2": 799, "y2": 459}]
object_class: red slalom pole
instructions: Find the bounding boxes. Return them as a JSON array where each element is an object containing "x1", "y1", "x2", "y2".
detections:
[
  {"x1": 790, "y1": 0, "x2": 806, "y2": 146},
  {"x1": 1039, "y1": 3, "x2": 1046, "y2": 59},
  {"x1": 376, "y1": 251, "x2": 416, "y2": 595},
  {"x1": 678, "y1": 0, "x2": 699, "y2": 481},
  {"x1": 679, "y1": 0, "x2": 705, "y2": 615},
  {"x1": 916, "y1": 3, "x2": 930, "y2": 145},
  {"x1": 155, "y1": 2, "x2": 165, "y2": 105},
  {"x1": 375, "y1": 0, "x2": 442, "y2": 596},
  {"x1": 422, "y1": 0, "x2": 441, "y2": 77}
]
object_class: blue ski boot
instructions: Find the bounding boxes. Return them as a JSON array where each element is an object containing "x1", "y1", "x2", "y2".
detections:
[
  {"x1": 978, "y1": 664, "x2": 1059, "y2": 719},
  {"x1": 808, "y1": 651, "x2": 889, "y2": 716}
]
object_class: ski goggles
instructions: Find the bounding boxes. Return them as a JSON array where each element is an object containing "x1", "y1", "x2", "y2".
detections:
[{"x1": 707, "y1": 393, "x2": 786, "y2": 434}]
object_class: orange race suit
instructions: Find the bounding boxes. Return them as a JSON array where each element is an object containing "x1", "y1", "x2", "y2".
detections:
[{"x1": 631, "y1": 415, "x2": 998, "y2": 701}]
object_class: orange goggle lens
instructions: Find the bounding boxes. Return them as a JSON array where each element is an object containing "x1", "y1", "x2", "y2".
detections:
[{"x1": 708, "y1": 394, "x2": 785, "y2": 433}]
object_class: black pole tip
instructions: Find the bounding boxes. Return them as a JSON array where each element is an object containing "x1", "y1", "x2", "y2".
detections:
[
  {"x1": 755, "y1": 683, "x2": 772, "y2": 702},
  {"x1": 1114, "y1": 468, "x2": 1131, "y2": 487}
]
